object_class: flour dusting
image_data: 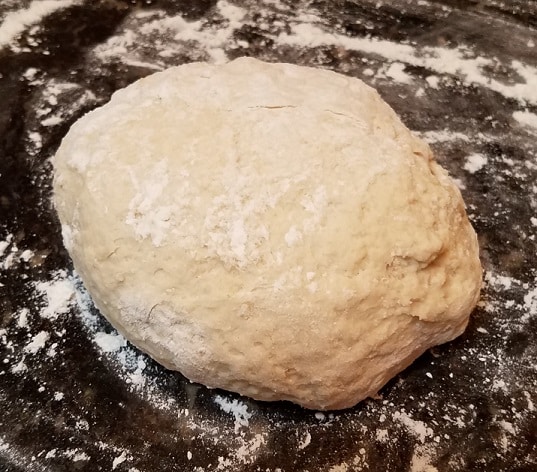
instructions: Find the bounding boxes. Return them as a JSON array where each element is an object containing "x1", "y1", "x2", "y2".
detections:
[
  {"x1": 94, "y1": 332, "x2": 127, "y2": 353},
  {"x1": 513, "y1": 110, "x2": 537, "y2": 130},
  {"x1": 0, "y1": 0, "x2": 79, "y2": 48},
  {"x1": 35, "y1": 272, "x2": 75, "y2": 320},
  {"x1": 126, "y1": 160, "x2": 173, "y2": 247},
  {"x1": 24, "y1": 330, "x2": 50, "y2": 354},
  {"x1": 463, "y1": 153, "x2": 488, "y2": 173},
  {"x1": 276, "y1": 22, "x2": 537, "y2": 106},
  {"x1": 214, "y1": 395, "x2": 253, "y2": 433}
]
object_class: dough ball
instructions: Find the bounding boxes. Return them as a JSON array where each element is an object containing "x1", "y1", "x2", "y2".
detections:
[{"x1": 53, "y1": 57, "x2": 482, "y2": 410}]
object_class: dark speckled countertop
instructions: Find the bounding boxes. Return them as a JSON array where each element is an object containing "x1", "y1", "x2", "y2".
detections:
[{"x1": 1, "y1": 1, "x2": 536, "y2": 471}]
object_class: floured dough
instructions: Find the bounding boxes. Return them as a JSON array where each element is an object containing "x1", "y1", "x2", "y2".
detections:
[{"x1": 53, "y1": 57, "x2": 482, "y2": 410}]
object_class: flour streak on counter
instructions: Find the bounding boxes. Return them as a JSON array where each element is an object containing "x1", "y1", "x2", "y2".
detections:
[
  {"x1": 276, "y1": 22, "x2": 537, "y2": 106},
  {"x1": 0, "y1": 0, "x2": 80, "y2": 49},
  {"x1": 93, "y1": 0, "x2": 249, "y2": 67}
]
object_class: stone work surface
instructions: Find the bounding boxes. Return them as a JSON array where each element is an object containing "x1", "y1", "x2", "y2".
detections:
[{"x1": 0, "y1": 1, "x2": 536, "y2": 471}]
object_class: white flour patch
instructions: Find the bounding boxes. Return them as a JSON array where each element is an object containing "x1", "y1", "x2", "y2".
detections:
[
  {"x1": 0, "y1": 438, "x2": 9, "y2": 452},
  {"x1": 93, "y1": 0, "x2": 247, "y2": 66},
  {"x1": 76, "y1": 419, "x2": 89, "y2": 431},
  {"x1": 513, "y1": 110, "x2": 537, "y2": 130},
  {"x1": 112, "y1": 451, "x2": 128, "y2": 469},
  {"x1": 60, "y1": 448, "x2": 90, "y2": 462},
  {"x1": 24, "y1": 330, "x2": 50, "y2": 354},
  {"x1": 463, "y1": 153, "x2": 488, "y2": 173},
  {"x1": 522, "y1": 283, "x2": 537, "y2": 323},
  {"x1": 0, "y1": 237, "x2": 12, "y2": 257},
  {"x1": 425, "y1": 75, "x2": 440, "y2": 89},
  {"x1": 45, "y1": 449, "x2": 57, "y2": 459},
  {"x1": 16, "y1": 308, "x2": 29, "y2": 328},
  {"x1": 126, "y1": 160, "x2": 172, "y2": 247},
  {"x1": 393, "y1": 411, "x2": 434, "y2": 444},
  {"x1": 27, "y1": 131, "x2": 42, "y2": 155},
  {"x1": 0, "y1": 234, "x2": 16, "y2": 270},
  {"x1": 0, "y1": 0, "x2": 79, "y2": 48},
  {"x1": 409, "y1": 444, "x2": 439, "y2": 472},
  {"x1": 214, "y1": 395, "x2": 253, "y2": 432},
  {"x1": 41, "y1": 115, "x2": 62, "y2": 127},
  {"x1": 376, "y1": 429, "x2": 389, "y2": 442},
  {"x1": 11, "y1": 360, "x2": 27, "y2": 374},
  {"x1": 419, "y1": 130, "x2": 471, "y2": 144},
  {"x1": 35, "y1": 272, "x2": 75, "y2": 320},
  {"x1": 298, "y1": 430, "x2": 311, "y2": 449},
  {"x1": 94, "y1": 332, "x2": 127, "y2": 353},
  {"x1": 34, "y1": 80, "x2": 97, "y2": 131},
  {"x1": 20, "y1": 249, "x2": 34, "y2": 262},
  {"x1": 385, "y1": 62, "x2": 413, "y2": 84},
  {"x1": 485, "y1": 271, "x2": 515, "y2": 291},
  {"x1": 235, "y1": 433, "x2": 266, "y2": 463}
]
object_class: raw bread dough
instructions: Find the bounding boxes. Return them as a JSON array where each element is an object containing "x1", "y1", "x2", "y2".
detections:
[{"x1": 53, "y1": 57, "x2": 482, "y2": 410}]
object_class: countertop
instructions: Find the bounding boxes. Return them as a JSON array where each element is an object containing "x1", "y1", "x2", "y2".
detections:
[{"x1": 0, "y1": 1, "x2": 536, "y2": 471}]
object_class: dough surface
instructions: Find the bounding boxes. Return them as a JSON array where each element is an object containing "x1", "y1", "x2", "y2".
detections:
[{"x1": 53, "y1": 57, "x2": 482, "y2": 410}]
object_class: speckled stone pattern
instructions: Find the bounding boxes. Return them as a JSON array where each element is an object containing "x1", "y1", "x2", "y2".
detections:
[{"x1": 0, "y1": 1, "x2": 536, "y2": 471}]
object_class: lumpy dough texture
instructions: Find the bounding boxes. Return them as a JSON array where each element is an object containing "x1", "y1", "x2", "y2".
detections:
[{"x1": 53, "y1": 57, "x2": 482, "y2": 410}]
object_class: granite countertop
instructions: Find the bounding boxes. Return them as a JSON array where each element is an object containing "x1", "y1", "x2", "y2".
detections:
[{"x1": 1, "y1": 1, "x2": 536, "y2": 471}]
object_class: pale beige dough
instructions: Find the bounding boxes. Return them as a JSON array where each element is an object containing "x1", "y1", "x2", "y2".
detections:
[{"x1": 53, "y1": 57, "x2": 482, "y2": 410}]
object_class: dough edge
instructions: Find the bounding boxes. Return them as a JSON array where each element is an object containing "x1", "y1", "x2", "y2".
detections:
[{"x1": 53, "y1": 57, "x2": 483, "y2": 410}]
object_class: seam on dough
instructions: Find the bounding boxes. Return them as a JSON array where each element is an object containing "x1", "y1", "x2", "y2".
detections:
[
  {"x1": 247, "y1": 105, "x2": 297, "y2": 110},
  {"x1": 324, "y1": 108, "x2": 365, "y2": 126}
]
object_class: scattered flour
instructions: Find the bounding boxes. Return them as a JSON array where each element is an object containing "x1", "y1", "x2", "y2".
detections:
[
  {"x1": 419, "y1": 130, "x2": 471, "y2": 144},
  {"x1": 94, "y1": 332, "x2": 127, "y2": 353},
  {"x1": 63, "y1": 449, "x2": 90, "y2": 462},
  {"x1": 214, "y1": 395, "x2": 252, "y2": 432},
  {"x1": 35, "y1": 272, "x2": 75, "y2": 320},
  {"x1": 410, "y1": 444, "x2": 439, "y2": 472},
  {"x1": 235, "y1": 433, "x2": 266, "y2": 463},
  {"x1": 463, "y1": 153, "x2": 488, "y2": 173},
  {"x1": 20, "y1": 249, "x2": 34, "y2": 262},
  {"x1": 0, "y1": 0, "x2": 79, "y2": 48},
  {"x1": 385, "y1": 62, "x2": 413, "y2": 84},
  {"x1": 376, "y1": 429, "x2": 389, "y2": 442},
  {"x1": 513, "y1": 110, "x2": 537, "y2": 130},
  {"x1": 277, "y1": 22, "x2": 537, "y2": 105},
  {"x1": 393, "y1": 411, "x2": 434, "y2": 444},
  {"x1": 11, "y1": 360, "x2": 27, "y2": 374},
  {"x1": 522, "y1": 284, "x2": 537, "y2": 322},
  {"x1": 0, "y1": 238, "x2": 11, "y2": 256},
  {"x1": 94, "y1": 0, "x2": 247, "y2": 66},
  {"x1": 17, "y1": 308, "x2": 29, "y2": 328},
  {"x1": 425, "y1": 75, "x2": 440, "y2": 89},
  {"x1": 24, "y1": 331, "x2": 50, "y2": 354},
  {"x1": 112, "y1": 451, "x2": 128, "y2": 470},
  {"x1": 297, "y1": 430, "x2": 312, "y2": 449}
]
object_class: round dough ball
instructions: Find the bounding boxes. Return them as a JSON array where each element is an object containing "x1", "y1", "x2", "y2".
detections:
[{"x1": 53, "y1": 57, "x2": 482, "y2": 410}]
